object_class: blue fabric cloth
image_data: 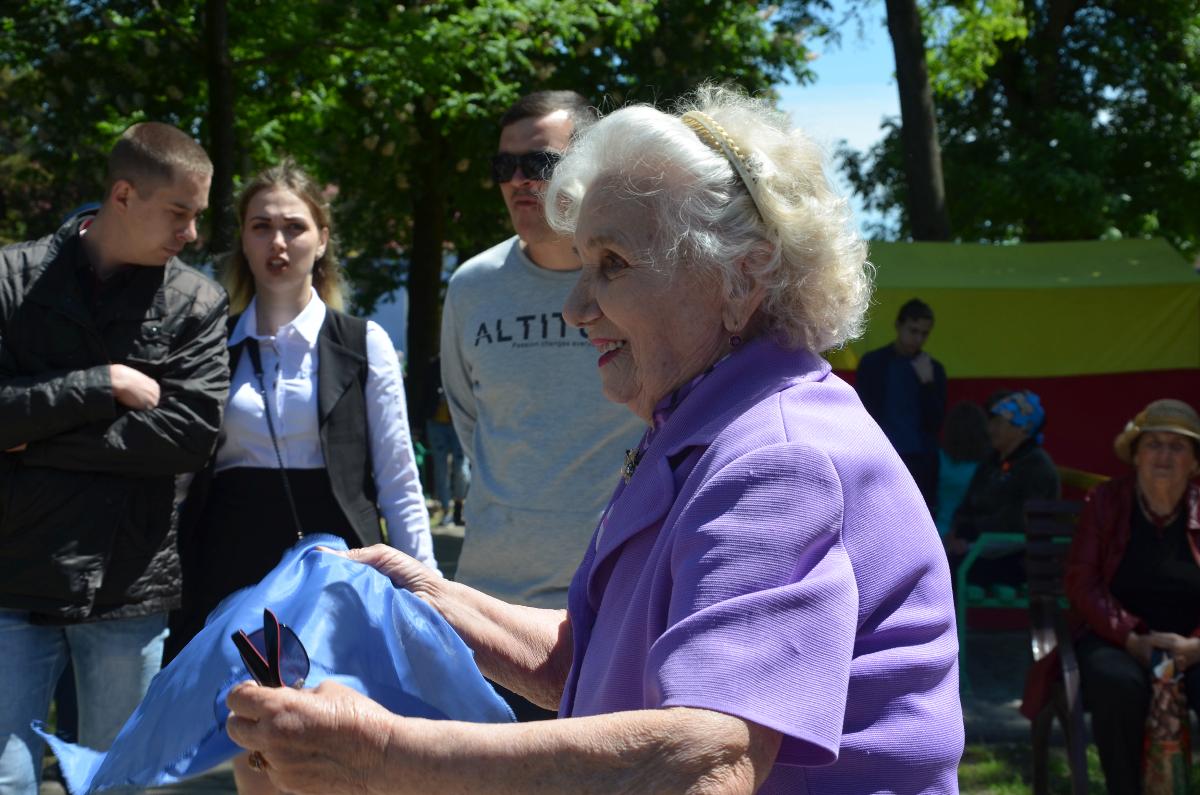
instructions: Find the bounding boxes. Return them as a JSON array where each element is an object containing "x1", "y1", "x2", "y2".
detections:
[{"x1": 34, "y1": 535, "x2": 513, "y2": 794}]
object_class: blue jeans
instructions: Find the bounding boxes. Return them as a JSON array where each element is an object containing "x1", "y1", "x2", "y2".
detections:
[
  {"x1": 0, "y1": 609, "x2": 167, "y2": 795},
  {"x1": 425, "y1": 420, "x2": 469, "y2": 508}
]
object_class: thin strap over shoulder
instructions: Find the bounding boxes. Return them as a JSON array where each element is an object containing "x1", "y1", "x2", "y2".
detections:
[
  {"x1": 226, "y1": 312, "x2": 248, "y2": 370},
  {"x1": 244, "y1": 335, "x2": 305, "y2": 540}
]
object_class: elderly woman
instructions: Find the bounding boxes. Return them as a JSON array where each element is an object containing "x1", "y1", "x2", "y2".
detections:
[
  {"x1": 1065, "y1": 399, "x2": 1200, "y2": 794},
  {"x1": 224, "y1": 87, "x2": 962, "y2": 794},
  {"x1": 945, "y1": 390, "x2": 1060, "y2": 589}
]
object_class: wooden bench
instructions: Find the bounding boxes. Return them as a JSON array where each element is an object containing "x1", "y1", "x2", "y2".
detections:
[
  {"x1": 954, "y1": 466, "x2": 1109, "y2": 686},
  {"x1": 1024, "y1": 498, "x2": 1088, "y2": 795}
]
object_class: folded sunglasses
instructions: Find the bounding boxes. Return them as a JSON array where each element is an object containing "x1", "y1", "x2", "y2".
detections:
[{"x1": 231, "y1": 608, "x2": 309, "y2": 688}]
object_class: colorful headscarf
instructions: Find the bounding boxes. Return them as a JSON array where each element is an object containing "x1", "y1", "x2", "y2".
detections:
[{"x1": 990, "y1": 390, "x2": 1046, "y2": 445}]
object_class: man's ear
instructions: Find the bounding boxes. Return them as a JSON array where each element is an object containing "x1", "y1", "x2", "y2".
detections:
[{"x1": 109, "y1": 179, "x2": 136, "y2": 213}]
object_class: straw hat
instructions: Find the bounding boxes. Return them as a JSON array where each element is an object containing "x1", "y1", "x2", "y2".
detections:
[{"x1": 1113, "y1": 399, "x2": 1200, "y2": 464}]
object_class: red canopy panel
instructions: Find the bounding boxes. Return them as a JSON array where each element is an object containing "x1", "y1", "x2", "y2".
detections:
[{"x1": 838, "y1": 368, "x2": 1200, "y2": 478}]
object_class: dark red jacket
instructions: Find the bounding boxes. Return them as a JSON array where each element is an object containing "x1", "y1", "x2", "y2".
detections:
[
  {"x1": 1021, "y1": 474, "x2": 1200, "y2": 719},
  {"x1": 1065, "y1": 474, "x2": 1200, "y2": 645}
]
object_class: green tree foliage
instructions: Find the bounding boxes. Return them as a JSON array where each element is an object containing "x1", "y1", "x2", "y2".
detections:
[
  {"x1": 923, "y1": 0, "x2": 1027, "y2": 95},
  {"x1": 0, "y1": 0, "x2": 820, "y2": 403},
  {"x1": 0, "y1": 3, "x2": 202, "y2": 241},
  {"x1": 842, "y1": 0, "x2": 1200, "y2": 256}
]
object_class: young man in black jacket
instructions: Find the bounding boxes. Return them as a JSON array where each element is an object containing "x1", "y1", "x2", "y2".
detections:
[{"x1": 0, "y1": 122, "x2": 230, "y2": 794}]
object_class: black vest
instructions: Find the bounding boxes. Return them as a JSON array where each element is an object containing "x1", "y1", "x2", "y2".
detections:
[
  {"x1": 308, "y1": 309, "x2": 382, "y2": 547},
  {"x1": 194, "y1": 309, "x2": 383, "y2": 548}
]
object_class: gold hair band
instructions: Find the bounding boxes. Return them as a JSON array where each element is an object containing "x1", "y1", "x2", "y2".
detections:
[{"x1": 681, "y1": 110, "x2": 768, "y2": 222}]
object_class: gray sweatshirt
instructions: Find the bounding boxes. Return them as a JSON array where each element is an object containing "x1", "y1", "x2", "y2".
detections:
[{"x1": 441, "y1": 237, "x2": 644, "y2": 608}]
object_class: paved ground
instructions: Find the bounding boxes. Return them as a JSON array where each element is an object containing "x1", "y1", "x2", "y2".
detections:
[
  {"x1": 961, "y1": 631, "x2": 1034, "y2": 744},
  {"x1": 38, "y1": 525, "x2": 1037, "y2": 793}
]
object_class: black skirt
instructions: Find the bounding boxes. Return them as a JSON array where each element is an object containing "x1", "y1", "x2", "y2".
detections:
[{"x1": 166, "y1": 466, "x2": 360, "y2": 661}]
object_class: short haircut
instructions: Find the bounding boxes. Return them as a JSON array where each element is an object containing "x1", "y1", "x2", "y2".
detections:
[
  {"x1": 896, "y1": 298, "x2": 934, "y2": 325},
  {"x1": 499, "y1": 91, "x2": 598, "y2": 136},
  {"x1": 107, "y1": 122, "x2": 213, "y2": 196}
]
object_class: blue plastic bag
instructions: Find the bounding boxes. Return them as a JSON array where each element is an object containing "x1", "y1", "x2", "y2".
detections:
[{"x1": 35, "y1": 535, "x2": 513, "y2": 793}]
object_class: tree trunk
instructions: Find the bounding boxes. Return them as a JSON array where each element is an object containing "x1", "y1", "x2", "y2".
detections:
[
  {"x1": 404, "y1": 104, "x2": 447, "y2": 422},
  {"x1": 204, "y1": 0, "x2": 236, "y2": 258},
  {"x1": 885, "y1": 0, "x2": 951, "y2": 240}
]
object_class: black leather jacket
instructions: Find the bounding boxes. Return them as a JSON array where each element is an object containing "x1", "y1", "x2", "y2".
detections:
[{"x1": 0, "y1": 213, "x2": 230, "y2": 621}]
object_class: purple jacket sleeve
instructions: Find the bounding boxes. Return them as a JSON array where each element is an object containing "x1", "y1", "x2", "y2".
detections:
[{"x1": 647, "y1": 442, "x2": 857, "y2": 767}]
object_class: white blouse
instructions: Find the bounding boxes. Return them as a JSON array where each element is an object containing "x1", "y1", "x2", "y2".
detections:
[{"x1": 217, "y1": 291, "x2": 436, "y2": 570}]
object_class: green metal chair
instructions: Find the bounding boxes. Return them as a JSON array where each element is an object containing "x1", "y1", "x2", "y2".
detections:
[{"x1": 955, "y1": 464, "x2": 1109, "y2": 683}]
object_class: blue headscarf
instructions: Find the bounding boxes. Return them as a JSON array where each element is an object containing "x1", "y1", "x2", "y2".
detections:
[
  {"x1": 36, "y1": 535, "x2": 513, "y2": 794},
  {"x1": 990, "y1": 390, "x2": 1046, "y2": 445}
]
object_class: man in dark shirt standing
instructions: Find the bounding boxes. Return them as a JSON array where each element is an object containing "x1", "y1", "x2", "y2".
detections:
[
  {"x1": 0, "y1": 123, "x2": 229, "y2": 794},
  {"x1": 855, "y1": 298, "x2": 947, "y2": 510}
]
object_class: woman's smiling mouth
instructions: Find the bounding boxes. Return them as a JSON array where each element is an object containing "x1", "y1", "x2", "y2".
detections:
[{"x1": 591, "y1": 338, "x2": 627, "y2": 366}]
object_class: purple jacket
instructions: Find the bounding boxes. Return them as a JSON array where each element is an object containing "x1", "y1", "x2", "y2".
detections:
[{"x1": 562, "y1": 338, "x2": 963, "y2": 794}]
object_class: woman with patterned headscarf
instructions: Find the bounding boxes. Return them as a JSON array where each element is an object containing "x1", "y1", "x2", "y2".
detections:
[{"x1": 945, "y1": 389, "x2": 1061, "y2": 587}]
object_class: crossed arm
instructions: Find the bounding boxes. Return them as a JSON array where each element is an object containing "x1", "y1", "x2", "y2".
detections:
[{"x1": 0, "y1": 296, "x2": 229, "y2": 475}]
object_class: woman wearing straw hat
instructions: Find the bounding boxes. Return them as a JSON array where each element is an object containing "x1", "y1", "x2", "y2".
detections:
[{"x1": 1065, "y1": 398, "x2": 1200, "y2": 794}]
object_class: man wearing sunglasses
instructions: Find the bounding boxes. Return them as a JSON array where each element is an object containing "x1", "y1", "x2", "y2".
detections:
[{"x1": 439, "y1": 91, "x2": 642, "y2": 721}]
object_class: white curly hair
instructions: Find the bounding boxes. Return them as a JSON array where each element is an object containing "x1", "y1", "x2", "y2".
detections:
[{"x1": 544, "y1": 84, "x2": 873, "y2": 352}]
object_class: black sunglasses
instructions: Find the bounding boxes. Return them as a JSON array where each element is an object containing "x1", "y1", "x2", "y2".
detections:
[
  {"x1": 490, "y1": 150, "x2": 562, "y2": 183},
  {"x1": 231, "y1": 608, "x2": 309, "y2": 688}
]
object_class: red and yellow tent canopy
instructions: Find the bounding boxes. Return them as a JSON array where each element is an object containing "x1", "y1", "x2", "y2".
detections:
[{"x1": 829, "y1": 239, "x2": 1200, "y2": 476}]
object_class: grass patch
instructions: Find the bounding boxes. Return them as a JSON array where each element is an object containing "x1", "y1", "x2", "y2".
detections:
[
  {"x1": 959, "y1": 742, "x2": 1107, "y2": 794},
  {"x1": 960, "y1": 742, "x2": 1200, "y2": 794},
  {"x1": 959, "y1": 745, "x2": 1033, "y2": 794}
]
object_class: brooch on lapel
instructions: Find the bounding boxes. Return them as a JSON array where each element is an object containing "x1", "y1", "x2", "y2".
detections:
[{"x1": 622, "y1": 448, "x2": 643, "y2": 484}]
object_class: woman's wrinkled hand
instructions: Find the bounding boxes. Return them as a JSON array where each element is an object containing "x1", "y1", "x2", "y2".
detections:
[
  {"x1": 1125, "y1": 632, "x2": 1156, "y2": 668},
  {"x1": 321, "y1": 544, "x2": 443, "y2": 603},
  {"x1": 226, "y1": 680, "x2": 400, "y2": 795},
  {"x1": 1147, "y1": 632, "x2": 1200, "y2": 673}
]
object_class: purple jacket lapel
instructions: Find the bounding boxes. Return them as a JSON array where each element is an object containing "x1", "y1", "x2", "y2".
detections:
[{"x1": 589, "y1": 338, "x2": 831, "y2": 577}]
